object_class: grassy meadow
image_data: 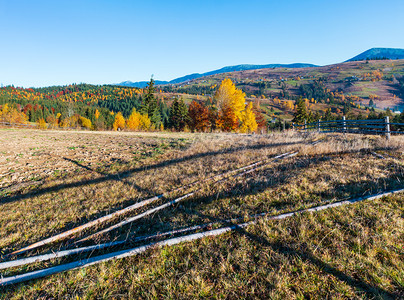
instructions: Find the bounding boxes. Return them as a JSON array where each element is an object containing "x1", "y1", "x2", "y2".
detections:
[{"x1": 0, "y1": 128, "x2": 403, "y2": 299}]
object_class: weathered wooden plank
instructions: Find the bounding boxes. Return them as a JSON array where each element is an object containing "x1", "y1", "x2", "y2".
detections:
[
  {"x1": 1, "y1": 187, "x2": 403, "y2": 287},
  {"x1": 9, "y1": 151, "x2": 295, "y2": 256}
]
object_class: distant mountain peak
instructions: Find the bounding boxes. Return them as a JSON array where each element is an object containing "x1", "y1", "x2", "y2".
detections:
[{"x1": 346, "y1": 47, "x2": 404, "y2": 62}]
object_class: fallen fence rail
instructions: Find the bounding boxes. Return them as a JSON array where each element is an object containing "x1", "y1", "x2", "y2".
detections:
[
  {"x1": 0, "y1": 151, "x2": 303, "y2": 269},
  {"x1": 0, "y1": 140, "x2": 320, "y2": 284},
  {"x1": 8, "y1": 148, "x2": 301, "y2": 257},
  {"x1": 1, "y1": 187, "x2": 403, "y2": 287},
  {"x1": 76, "y1": 151, "x2": 299, "y2": 243}
]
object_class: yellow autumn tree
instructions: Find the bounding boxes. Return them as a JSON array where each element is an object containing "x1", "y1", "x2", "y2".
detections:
[
  {"x1": 0, "y1": 103, "x2": 9, "y2": 121},
  {"x1": 79, "y1": 116, "x2": 92, "y2": 129},
  {"x1": 240, "y1": 102, "x2": 258, "y2": 133},
  {"x1": 37, "y1": 118, "x2": 47, "y2": 129},
  {"x1": 283, "y1": 100, "x2": 294, "y2": 111},
  {"x1": 139, "y1": 114, "x2": 151, "y2": 130},
  {"x1": 113, "y1": 112, "x2": 126, "y2": 131},
  {"x1": 127, "y1": 108, "x2": 142, "y2": 130},
  {"x1": 0, "y1": 104, "x2": 28, "y2": 124},
  {"x1": 94, "y1": 109, "x2": 100, "y2": 119},
  {"x1": 215, "y1": 78, "x2": 246, "y2": 122}
]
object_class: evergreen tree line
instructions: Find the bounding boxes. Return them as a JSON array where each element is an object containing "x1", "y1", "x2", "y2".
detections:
[{"x1": 298, "y1": 80, "x2": 330, "y2": 102}]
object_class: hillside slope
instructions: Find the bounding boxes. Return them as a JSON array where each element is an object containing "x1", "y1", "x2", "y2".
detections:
[
  {"x1": 346, "y1": 48, "x2": 404, "y2": 61},
  {"x1": 169, "y1": 59, "x2": 404, "y2": 111},
  {"x1": 168, "y1": 63, "x2": 318, "y2": 84},
  {"x1": 117, "y1": 63, "x2": 318, "y2": 87}
]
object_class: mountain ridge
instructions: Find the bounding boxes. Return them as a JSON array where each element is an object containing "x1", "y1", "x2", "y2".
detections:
[
  {"x1": 346, "y1": 47, "x2": 404, "y2": 62},
  {"x1": 116, "y1": 63, "x2": 318, "y2": 88},
  {"x1": 116, "y1": 48, "x2": 404, "y2": 88}
]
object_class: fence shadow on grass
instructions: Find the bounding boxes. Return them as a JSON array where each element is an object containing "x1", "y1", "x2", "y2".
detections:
[
  {"x1": 75, "y1": 148, "x2": 403, "y2": 244},
  {"x1": 0, "y1": 141, "x2": 305, "y2": 206},
  {"x1": 62, "y1": 157, "x2": 149, "y2": 194},
  {"x1": 117, "y1": 149, "x2": 404, "y2": 243},
  {"x1": 235, "y1": 226, "x2": 398, "y2": 299},
  {"x1": 1, "y1": 148, "x2": 403, "y2": 296},
  {"x1": 183, "y1": 191, "x2": 402, "y2": 298},
  {"x1": 0, "y1": 140, "x2": 313, "y2": 256}
]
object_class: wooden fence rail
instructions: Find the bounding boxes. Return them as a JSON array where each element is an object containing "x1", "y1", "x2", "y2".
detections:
[{"x1": 293, "y1": 117, "x2": 404, "y2": 139}]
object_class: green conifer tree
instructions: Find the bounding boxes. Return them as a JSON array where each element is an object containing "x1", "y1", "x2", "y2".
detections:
[
  {"x1": 140, "y1": 78, "x2": 161, "y2": 126},
  {"x1": 292, "y1": 98, "x2": 308, "y2": 124},
  {"x1": 324, "y1": 108, "x2": 333, "y2": 121},
  {"x1": 169, "y1": 97, "x2": 189, "y2": 131}
]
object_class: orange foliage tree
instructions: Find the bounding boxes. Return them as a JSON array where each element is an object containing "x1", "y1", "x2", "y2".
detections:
[
  {"x1": 253, "y1": 101, "x2": 267, "y2": 131},
  {"x1": 215, "y1": 78, "x2": 246, "y2": 122},
  {"x1": 188, "y1": 101, "x2": 209, "y2": 132},
  {"x1": 217, "y1": 103, "x2": 238, "y2": 131}
]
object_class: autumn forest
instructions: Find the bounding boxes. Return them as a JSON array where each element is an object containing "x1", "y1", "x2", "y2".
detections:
[{"x1": 1, "y1": 59, "x2": 404, "y2": 133}]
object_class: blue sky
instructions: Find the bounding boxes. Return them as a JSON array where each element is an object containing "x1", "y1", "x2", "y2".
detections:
[{"x1": 1, "y1": 0, "x2": 403, "y2": 87}]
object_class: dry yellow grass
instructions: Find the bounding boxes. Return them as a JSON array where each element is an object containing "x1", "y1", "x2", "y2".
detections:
[{"x1": 0, "y1": 128, "x2": 403, "y2": 298}]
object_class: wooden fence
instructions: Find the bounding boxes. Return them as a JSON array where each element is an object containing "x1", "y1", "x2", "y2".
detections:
[{"x1": 293, "y1": 117, "x2": 404, "y2": 140}]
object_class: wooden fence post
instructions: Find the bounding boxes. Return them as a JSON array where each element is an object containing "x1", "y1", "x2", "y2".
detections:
[
  {"x1": 385, "y1": 116, "x2": 390, "y2": 140},
  {"x1": 342, "y1": 116, "x2": 346, "y2": 132},
  {"x1": 317, "y1": 120, "x2": 320, "y2": 132}
]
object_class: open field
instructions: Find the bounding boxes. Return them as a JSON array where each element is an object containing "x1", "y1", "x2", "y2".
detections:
[{"x1": 0, "y1": 129, "x2": 403, "y2": 298}]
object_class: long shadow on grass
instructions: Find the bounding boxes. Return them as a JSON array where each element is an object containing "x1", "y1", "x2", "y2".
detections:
[
  {"x1": 179, "y1": 150, "x2": 404, "y2": 220},
  {"x1": 5, "y1": 149, "x2": 401, "y2": 256},
  {"x1": 0, "y1": 140, "x2": 313, "y2": 255},
  {"x1": 0, "y1": 141, "x2": 306, "y2": 205},
  {"x1": 184, "y1": 196, "x2": 402, "y2": 297},
  {"x1": 234, "y1": 226, "x2": 398, "y2": 298},
  {"x1": 96, "y1": 152, "x2": 337, "y2": 239},
  {"x1": 177, "y1": 152, "x2": 403, "y2": 298},
  {"x1": 113, "y1": 150, "x2": 404, "y2": 240},
  {"x1": 62, "y1": 157, "x2": 149, "y2": 194},
  {"x1": 2, "y1": 151, "x2": 403, "y2": 294}
]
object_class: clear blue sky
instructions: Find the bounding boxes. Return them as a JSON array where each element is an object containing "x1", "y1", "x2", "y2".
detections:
[{"x1": 1, "y1": 0, "x2": 403, "y2": 87}]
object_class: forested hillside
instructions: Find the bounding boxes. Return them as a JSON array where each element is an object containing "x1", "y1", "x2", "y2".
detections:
[{"x1": 2, "y1": 59, "x2": 404, "y2": 133}]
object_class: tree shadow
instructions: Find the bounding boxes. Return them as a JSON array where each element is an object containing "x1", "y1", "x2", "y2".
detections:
[
  {"x1": 62, "y1": 157, "x2": 149, "y2": 194},
  {"x1": 181, "y1": 191, "x2": 402, "y2": 298},
  {"x1": 0, "y1": 141, "x2": 305, "y2": 206},
  {"x1": 109, "y1": 149, "x2": 403, "y2": 241},
  {"x1": 235, "y1": 226, "x2": 399, "y2": 299},
  {"x1": 2, "y1": 148, "x2": 403, "y2": 297}
]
